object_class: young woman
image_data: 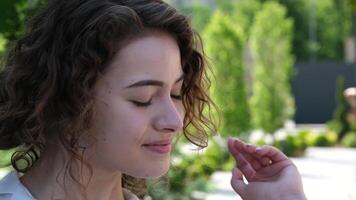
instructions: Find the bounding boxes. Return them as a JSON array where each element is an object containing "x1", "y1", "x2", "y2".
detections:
[{"x1": 0, "y1": 0, "x2": 306, "y2": 199}]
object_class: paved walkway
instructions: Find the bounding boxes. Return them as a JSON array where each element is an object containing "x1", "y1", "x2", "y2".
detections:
[{"x1": 206, "y1": 147, "x2": 356, "y2": 200}]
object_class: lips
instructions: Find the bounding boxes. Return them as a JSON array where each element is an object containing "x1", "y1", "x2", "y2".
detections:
[{"x1": 142, "y1": 139, "x2": 172, "y2": 154}]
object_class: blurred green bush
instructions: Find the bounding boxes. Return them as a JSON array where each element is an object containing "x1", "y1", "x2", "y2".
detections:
[
  {"x1": 250, "y1": 1, "x2": 295, "y2": 135},
  {"x1": 341, "y1": 132, "x2": 356, "y2": 148},
  {"x1": 309, "y1": 131, "x2": 338, "y2": 147},
  {"x1": 203, "y1": 10, "x2": 251, "y2": 136},
  {"x1": 250, "y1": 130, "x2": 338, "y2": 157},
  {"x1": 148, "y1": 137, "x2": 231, "y2": 199},
  {"x1": 0, "y1": 150, "x2": 13, "y2": 167},
  {"x1": 274, "y1": 134, "x2": 307, "y2": 157}
]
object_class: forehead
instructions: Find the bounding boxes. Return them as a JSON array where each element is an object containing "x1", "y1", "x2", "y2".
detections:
[{"x1": 105, "y1": 32, "x2": 183, "y2": 85}]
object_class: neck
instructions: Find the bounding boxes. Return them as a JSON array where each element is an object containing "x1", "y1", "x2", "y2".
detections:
[{"x1": 20, "y1": 143, "x2": 125, "y2": 200}]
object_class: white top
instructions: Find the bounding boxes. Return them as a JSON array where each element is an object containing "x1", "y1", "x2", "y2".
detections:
[{"x1": 0, "y1": 171, "x2": 140, "y2": 200}]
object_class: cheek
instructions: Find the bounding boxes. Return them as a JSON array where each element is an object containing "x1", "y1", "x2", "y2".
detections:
[
  {"x1": 92, "y1": 98, "x2": 151, "y2": 168},
  {"x1": 94, "y1": 99, "x2": 149, "y2": 144},
  {"x1": 176, "y1": 102, "x2": 185, "y2": 120}
]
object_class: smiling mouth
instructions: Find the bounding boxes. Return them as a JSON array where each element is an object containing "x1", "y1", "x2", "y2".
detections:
[{"x1": 142, "y1": 143, "x2": 172, "y2": 154}]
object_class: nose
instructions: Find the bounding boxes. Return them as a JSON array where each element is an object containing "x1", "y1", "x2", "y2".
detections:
[{"x1": 153, "y1": 98, "x2": 184, "y2": 133}]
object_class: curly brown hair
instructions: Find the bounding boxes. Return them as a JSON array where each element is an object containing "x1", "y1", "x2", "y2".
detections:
[{"x1": 0, "y1": 0, "x2": 217, "y2": 198}]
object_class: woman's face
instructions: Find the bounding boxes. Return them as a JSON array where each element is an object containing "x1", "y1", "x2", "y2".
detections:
[{"x1": 90, "y1": 32, "x2": 184, "y2": 178}]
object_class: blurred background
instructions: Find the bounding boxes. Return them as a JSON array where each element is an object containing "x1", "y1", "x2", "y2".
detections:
[{"x1": 1, "y1": 0, "x2": 356, "y2": 199}]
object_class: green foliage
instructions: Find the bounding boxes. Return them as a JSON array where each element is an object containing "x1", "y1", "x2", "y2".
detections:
[
  {"x1": 214, "y1": 0, "x2": 236, "y2": 14},
  {"x1": 350, "y1": 0, "x2": 356, "y2": 12},
  {"x1": 178, "y1": 1, "x2": 213, "y2": 31},
  {"x1": 274, "y1": 134, "x2": 307, "y2": 157},
  {"x1": 306, "y1": 131, "x2": 337, "y2": 147},
  {"x1": 268, "y1": 0, "x2": 309, "y2": 61},
  {"x1": 341, "y1": 132, "x2": 356, "y2": 147},
  {"x1": 0, "y1": 0, "x2": 46, "y2": 41},
  {"x1": 170, "y1": 139, "x2": 229, "y2": 188},
  {"x1": 0, "y1": 34, "x2": 8, "y2": 60},
  {"x1": 0, "y1": 149, "x2": 15, "y2": 168},
  {"x1": 312, "y1": 134, "x2": 332, "y2": 147},
  {"x1": 275, "y1": 0, "x2": 351, "y2": 61},
  {"x1": 327, "y1": 76, "x2": 351, "y2": 141},
  {"x1": 315, "y1": 0, "x2": 351, "y2": 60},
  {"x1": 228, "y1": 0, "x2": 352, "y2": 61},
  {"x1": 272, "y1": 130, "x2": 314, "y2": 157},
  {"x1": 0, "y1": 151, "x2": 11, "y2": 166},
  {"x1": 231, "y1": 0, "x2": 262, "y2": 35},
  {"x1": 253, "y1": 138, "x2": 268, "y2": 146},
  {"x1": 251, "y1": 129, "x2": 338, "y2": 156},
  {"x1": 0, "y1": 0, "x2": 46, "y2": 65},
  {"x1": 250, "y1": 2, "x2": 295, "y2": 134},
  {"x1": 214, "y1": 0, "x2": 352, "y2": 61},
  {"x1": 148, "y1": 138, "x2": 230, "y2": 199},
  {"x1": 203, "y1": 11, "x2": 251, "y2": 136}
]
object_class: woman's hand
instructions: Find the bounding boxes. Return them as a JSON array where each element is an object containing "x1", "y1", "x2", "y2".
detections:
[{"x1": 227, "y1": 138, "x2": 307, "y2": 200}]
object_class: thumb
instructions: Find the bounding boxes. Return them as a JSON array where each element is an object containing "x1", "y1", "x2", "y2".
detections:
[{"x1": 230, "y1": 167, "x2": 246, "y2": 197}]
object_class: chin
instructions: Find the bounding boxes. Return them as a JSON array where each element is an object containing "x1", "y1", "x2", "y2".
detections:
[{"x1": 131, "y1": 162, "x2": 170, "y2": 179}]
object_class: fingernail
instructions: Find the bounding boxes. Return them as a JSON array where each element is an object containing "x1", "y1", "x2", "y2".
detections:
[{"x1": 256, "y1": 147, "x2": 262, "y2": 151}]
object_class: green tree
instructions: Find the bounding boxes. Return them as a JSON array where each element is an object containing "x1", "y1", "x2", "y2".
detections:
[
  {"x1": 214, "y1": 0, "x2": 236, "y2": 15},
  {"x1": 327, "y1": 76, "x2": 352, "y2": 142},
  {"x1": 250, "y1": 2, "x2": 295, "y2": 134},
  {"x1": 231, "y1": 0, "x2": 261, "y2": 35},
  {"x1": 314, "y1": 0, "x2": 351, "y2": 60},
  {"x1": 257, "y1": 0, "x2": 351, "y2": 61},
  {"x1": 0, "y1": 0, "x2": 46, "y2": 41},
  {"x1": 178, "y1": 1, "x2": 213, "y2": 31},
  {"x1": 350, "y1": 0, "x2": 356, "y2": 10},
  {"x1": 349, "y1": 0, "x2": 356, "y2": 54},
  {"x1": 274, "y1": 0, "x2": 351, "y2": 61},
  {"x1": 0, "y1": 0, "x2": 46, "y2": 61},
  {"x1": 203, "y1": 11, "x2": 251, "y2": 136}
]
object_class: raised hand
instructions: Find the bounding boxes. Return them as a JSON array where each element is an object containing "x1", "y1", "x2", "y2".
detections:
[{"x1": 227, "y1": 138, "x2": 307, "y2": 200}]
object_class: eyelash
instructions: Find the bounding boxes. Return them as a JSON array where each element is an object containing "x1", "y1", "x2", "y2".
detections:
[{"x1": 131, "y1": 95, "x2": 182, "y2": 107}]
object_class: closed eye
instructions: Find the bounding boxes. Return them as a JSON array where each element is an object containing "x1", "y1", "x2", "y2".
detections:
[
  {"x1": 171, "y1": 94, "x2": 182, "y2": 100},
  {"x1": 130, "y1": 99, "x2": 152, "y2": 107},
  {"x1": 130, "y1": 94, "x2": 181, "y2": 108}
]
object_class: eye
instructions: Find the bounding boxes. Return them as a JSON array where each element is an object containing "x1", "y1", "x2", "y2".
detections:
[
  {"x1": 130, "y1": 99, "x2": 152, "y2": 107},
  {"x1": 171, "y1": 94, "x2": 182, "y2": 100}
]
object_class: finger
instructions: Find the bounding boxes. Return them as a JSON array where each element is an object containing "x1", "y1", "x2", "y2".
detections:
[
  {"x1": 241, "y1": 152, "x2": 263, "y2": 170},
  {"x1": 234, "y1": 139, "x2": 266, "y2": 169},
  {"x1": 255, "y1": 145, "x2": 288, "y2": 162},
  {"x1": 227, "y1": 138, "x2": 240, "y2": 158},
  {"x1": 229, "y1": 139, "x2": 263, "y2": 170},
  {"x1": 240, "y1": 153, "x2": 272, "y2": 168},
  {"x1": 230, "y1": 167, "x2": 246, "y2": 197},
  {"x1": 232, "y1": 138, "x2": 248, "y2": 152},
  {"x1": 235, "y1": 153, "x2": 256, "y2": 180},
  {"x1": 260, "y1": 157, "x2": 272, "y2": 166},
  {"x1": 244, "y1": 143, "x2": 258, "y2": 154},
  {"x1": 256, "y1": 159, "x2": 293, "y2": 178}
]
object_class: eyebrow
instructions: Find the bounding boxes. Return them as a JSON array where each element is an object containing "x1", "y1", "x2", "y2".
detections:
[{"x1": 125, "y1": 73, "x2": 185, "y2": 88}]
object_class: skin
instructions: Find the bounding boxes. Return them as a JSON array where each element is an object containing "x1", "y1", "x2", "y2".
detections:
[
  {"x1": 18, "y1": 31, "x2": 306, "y2": 200},
  {"x1": 227, "y1": 138, "x2": 307, "y2": 200},
  {"x1": 20, "y1": 31, "x2": 185, "y2": 200}
]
